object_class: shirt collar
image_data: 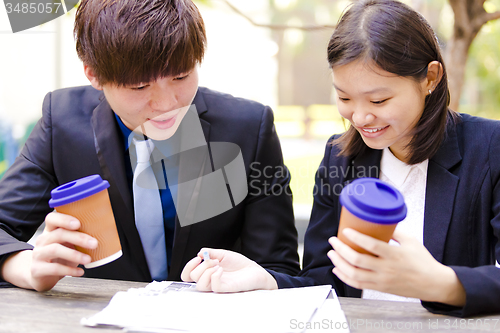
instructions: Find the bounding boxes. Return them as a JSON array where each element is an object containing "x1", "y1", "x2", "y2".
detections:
[
  {"x1": 380, "y1": 147, "x2": 428, "y2": 187},
  {"x1": 114, "y1": 113, "x2": 133, "y2": 150},
  {"x1": 114, "y1": 113, "x2": 178, "y2": 158}
]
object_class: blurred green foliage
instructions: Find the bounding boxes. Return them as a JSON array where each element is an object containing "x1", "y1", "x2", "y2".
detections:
[
  {"x1": 266, "y1": 0, "x2": 500, "y2": 119},
  {"x1": 462, "y1": 0, "x2": 500, "y2": 119},
  {"x1": 193, "y1": 0, "x2": 211, "y2": 6}
]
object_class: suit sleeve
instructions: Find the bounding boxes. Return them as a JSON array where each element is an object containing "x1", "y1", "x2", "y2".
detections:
[
  {"x1": 239, "y1": 106, "x2": 300, "y2": 276},
  {"x1": 0, "y1": 92, "x2": 57, "y2": 277},
  {"x1": 422, "y1": 125, "x2": 500, "y2": 317},
  {"x1": 270, "y1": 137, "x2": 349, "y2": 292}
]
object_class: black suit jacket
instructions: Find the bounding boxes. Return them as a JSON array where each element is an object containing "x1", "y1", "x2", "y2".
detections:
[
  {"x1": 0, "y1": 86, "x2": 300, "y2": 282},
  {"x1": 271, "y1": 113, "x2": 500, "y2": 317}
]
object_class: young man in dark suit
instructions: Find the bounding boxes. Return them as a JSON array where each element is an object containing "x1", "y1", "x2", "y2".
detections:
[{"x1": 0, "y1": 0, "x2": 299, "y2": 291}]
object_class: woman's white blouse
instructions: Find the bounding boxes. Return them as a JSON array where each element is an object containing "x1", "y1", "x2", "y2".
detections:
[{"x1": 361, "y1": 147, "x2": 428, "y2": 302}]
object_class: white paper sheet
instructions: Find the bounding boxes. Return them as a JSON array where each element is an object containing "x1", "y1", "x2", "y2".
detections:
[
  {"x1": 304, "y1": 298, "x2": 350, "y2": 333},
  {"x1": 81, "y1": 282, "x2": 348, "y2": 333}
]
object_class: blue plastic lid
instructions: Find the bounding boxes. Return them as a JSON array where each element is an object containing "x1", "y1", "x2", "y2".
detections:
[
  {"x1": 339, "y1": 177, "x2": 407, "y2": 224},
  {"x1": 49, "y1": 175, "x2": 110, "y2": 208}
]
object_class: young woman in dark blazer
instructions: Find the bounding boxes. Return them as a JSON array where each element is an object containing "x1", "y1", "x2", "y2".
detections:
[{"x1": 182, "y1": 0, "x2": 500, "y2": 318}]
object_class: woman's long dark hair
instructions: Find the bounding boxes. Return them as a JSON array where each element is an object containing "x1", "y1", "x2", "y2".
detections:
[{"x1": 329, "y1": 0, "x2": 458, "y2": 164}]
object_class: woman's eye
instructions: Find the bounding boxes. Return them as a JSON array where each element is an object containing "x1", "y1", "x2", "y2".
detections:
[
  {"x1": 338, "y1": 97, "x2": 350, "y2": 102},
  {"x1": 371, "y1": 99, "x2": 389, "y2": 104}
]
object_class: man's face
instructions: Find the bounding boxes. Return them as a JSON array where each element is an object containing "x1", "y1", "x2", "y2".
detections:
[{"x1": 85, "y1": 66, "x2": 199, "y2": 139}]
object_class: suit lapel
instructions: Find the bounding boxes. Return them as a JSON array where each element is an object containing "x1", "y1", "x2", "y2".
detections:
[
  {"x1": 352, "y1": 147, "x2": 382, "y2": 180},
  {"x1": 423, "y1": 121, "x2": 462, "y2": 262},
  {"x1": 168, "y1": 89, "x2": 211, "y2": 279},
  {"x1": 91, "y1": 95, "x2": 150, "y2": 278},
  {"x1": 91, "y1": 98, "x2": 132, "y2": 210},
  {"x1": 345, "y1": 147, "x2": 382, "y2": 298},
  {"x1": 341, "y1": 147, "x2": 382, "y2": 247}
]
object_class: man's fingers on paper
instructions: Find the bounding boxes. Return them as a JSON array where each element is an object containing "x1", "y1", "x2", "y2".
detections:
[
  {"x1": 195, "y1": 265, "x2": 220, "y2": 292},
  {"x1": 32, "y1": 243, "x2": 91, "y2": 266},
  {"x1": 209, "y1": 267, "x2": 226, "y2": 292},
  {"x1": 181, "y1": 256, "x2": 201, "y2": 282},
  {"x1": 45, "y1": 212, "x2": 81, "y2": 232},
  {"x1": 197, "y1": 248, "x2": 225, "y2": 261},
  {"x1": 36, "y1": 227, "x2": 97, "y2": 250},
  {"x1": 189, "y1": 258, "x2": 220, "y2": 282}
]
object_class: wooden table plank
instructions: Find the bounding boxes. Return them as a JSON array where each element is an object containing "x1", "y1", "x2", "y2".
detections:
[
  {"x1": 0, "y1": 277, "x2": 499, "y2": 333},
  {"x1": 339, "y1": 297, "x2": 500, "y2": 333},
  {"x1": 0, "y1": 277, "x2": 147, "y2": 333}
]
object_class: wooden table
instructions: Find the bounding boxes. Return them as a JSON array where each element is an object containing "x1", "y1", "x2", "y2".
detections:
[
  {"x1": 338, "y1": 298, "x2": 500, "y2": 332},
  {"x1": 0, "y1": 277, "x2": 499, "y2": 333}
]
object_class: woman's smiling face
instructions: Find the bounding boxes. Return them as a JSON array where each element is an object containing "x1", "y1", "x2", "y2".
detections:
[{"x1": 333, "y1": 60, "x2": 429, "y2": 162}]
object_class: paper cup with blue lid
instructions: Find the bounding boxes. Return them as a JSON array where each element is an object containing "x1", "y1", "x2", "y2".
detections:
[
  {"x1": 338, "y1": 177, "x2": 407, "y2": 255},
  {"x1": 49, "y1": 175, "x2": 122, "y2": 268}
]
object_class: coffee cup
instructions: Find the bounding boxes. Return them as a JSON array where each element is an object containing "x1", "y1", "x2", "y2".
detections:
[
  {"x1": 49, "y1": 175, "x2": 122, "y2": 268},
  {"x1": 338, "y1": 177, "x2": 407, "y2": 255}
]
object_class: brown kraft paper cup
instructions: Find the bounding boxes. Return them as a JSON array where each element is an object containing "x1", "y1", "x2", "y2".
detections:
[
  {"x1": 49, "y1": 175, "x2": 122, "y2": 268},
  {"x1": 55, "y1": 189, "x2": 122, "y2": 267},
  {"x1": 338, "y1": 178, "x2": 407, "y2": 255},
  {"x1": 338, "y1": 207, "x2": 399, "y2": 255}
]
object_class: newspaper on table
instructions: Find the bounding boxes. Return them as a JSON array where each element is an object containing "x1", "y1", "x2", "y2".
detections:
[{"x1": 81, "y1": 281, "x2": 349, "y2": 333}]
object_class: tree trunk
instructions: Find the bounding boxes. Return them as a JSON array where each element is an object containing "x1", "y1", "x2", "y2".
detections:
[
  {"x1": 445, "y1": 0, "x2": 500, "y2": 111},
  {"x1": 445, "y1": 32, "x2": 474, "y2": 111}
]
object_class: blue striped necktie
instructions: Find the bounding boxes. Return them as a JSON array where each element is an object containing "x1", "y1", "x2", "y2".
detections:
[{"x1": 132, "y1": 138, "x2": 168, "y2": 281}]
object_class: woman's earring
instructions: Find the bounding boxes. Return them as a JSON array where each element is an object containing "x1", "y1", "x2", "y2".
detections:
[{"x1": 428, "y1": 89, "x2": 432, "y2": 95}]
